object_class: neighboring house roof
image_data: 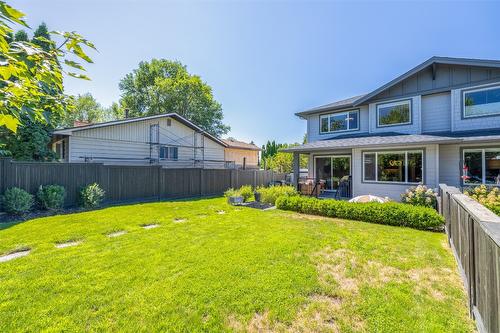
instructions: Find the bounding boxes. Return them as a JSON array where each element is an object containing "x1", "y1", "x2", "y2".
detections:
[
  {"x1": 296, "y1": 56, "x2": 500, "y2": 117},
  {"x1": 281, "y1": 129, "x2": 500, "y2": 153},
  {"x1": 52, "y1": 113, "x2": 227, "y2": 147},
  {"x1": 221, "y1": 139, "x2": 261, "y2": 151}
]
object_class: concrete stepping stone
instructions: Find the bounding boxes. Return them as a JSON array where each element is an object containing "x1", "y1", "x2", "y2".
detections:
[
  {"x1": 142, "y1": 224, "x2": 159, "y2": 229},
  {"x1": 108, "y1": 230, "x2": 127, "y2": 238},
  {"x1": 55, "y1": 240, "x2": 81, "y2": 249},
  {"x1": 0, "y1": 249, "x2": 30, "y2": 263},
  {"x1": 217, "y1": 210, "x2": 226, "y2": 215}
]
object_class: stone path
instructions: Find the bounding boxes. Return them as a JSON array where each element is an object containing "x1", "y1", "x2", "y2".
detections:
[{"x1": 0, "y1": 250, "x2": 30, "y2": 263}]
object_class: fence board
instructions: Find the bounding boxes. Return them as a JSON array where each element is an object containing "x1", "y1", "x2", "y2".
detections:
[
  {"x1": 440, "y1": 184, "x2": 500, "y2": 333},
  {"x1": 0, "y1": 158, "x2": 285, "y2": 208}
]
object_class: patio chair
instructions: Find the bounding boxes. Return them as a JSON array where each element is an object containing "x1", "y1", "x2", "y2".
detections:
[{"x1": 332, "y1": 175, "x2": 351, "y2": 199}]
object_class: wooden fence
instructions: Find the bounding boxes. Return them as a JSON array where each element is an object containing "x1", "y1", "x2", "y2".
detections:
[
  {"x1": 439, "y1": 184, "x2": 500, "y2": 333},
  {"x1": 0, "y1": 158, "x2": 286, "y2": 208}
]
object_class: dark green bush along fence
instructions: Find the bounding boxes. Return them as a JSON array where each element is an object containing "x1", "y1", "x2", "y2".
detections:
[
  {"x1": 440, "y1": 184, "x2": 500, "y2": 333},
  {"x1": 0, "y1": 158, "x2": 285, "y2": 209},
  {"x1": 275, "y1": 195, "x2": 444, "y2": 230}
]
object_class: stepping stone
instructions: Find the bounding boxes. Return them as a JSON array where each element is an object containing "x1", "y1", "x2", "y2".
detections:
[
  {"x1": 173, "y1": 218, "x2": 187, "y2": 223},
  {"x1": 217, "y1": 210, "x2": 226, "y2": 215},
  {"x1": 108, "y1": 230, "x2": 127, "y2": 238},
  {"x1": 0, "y1": 249, "x2": 30, "y2": 263},
  {"x1": 55, "y1": 241, "x2": 81, "y2": 249},
  {"x1": 142, "y1": 224, "x2": 159, "y2": 229}
]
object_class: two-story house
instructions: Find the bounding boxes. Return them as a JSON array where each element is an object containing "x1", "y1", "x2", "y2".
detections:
[{"x1": 284, "y1": 57, "x2": 500, "y2": 200}]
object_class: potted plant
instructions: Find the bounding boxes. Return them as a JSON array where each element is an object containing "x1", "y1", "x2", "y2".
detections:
[{"x1": 224, "y1": 188, "x2": 244, "y2": 205}]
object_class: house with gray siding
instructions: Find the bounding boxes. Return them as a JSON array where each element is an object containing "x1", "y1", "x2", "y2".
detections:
[
  {"x1": 51, "y1": 113, "x2": 229, "y2": 169},
  {"x1": 284, "y1": 57, "x2": 500, "y2": 200}
]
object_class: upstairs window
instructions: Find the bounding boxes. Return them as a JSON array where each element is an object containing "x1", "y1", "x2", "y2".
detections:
[
  {"x1": 463, "y1": 85, "x2": 500, "y2": 118},
  {"x1": 320, "y1": 110, "x2": 359, "y2": 134},
  {"x1": 376, "y1": 100, "x2": 411, "y2": 127},
  {"x1": 159, "y1": 146, "x2": 178, "y2": 160}
]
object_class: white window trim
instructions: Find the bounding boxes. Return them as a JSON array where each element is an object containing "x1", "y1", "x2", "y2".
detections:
[
  {"x1": 463, "y1": 148, "x2": 500, "y2": 185},
  {"x1": 362, "y1": 150, "x2": 424, "y2": 184},
  {"x1": 159, "y1": 146, "x2": 179, "y2": 161},
  {"x1": 376, "y1": 100, "x2": 412, "y2": 127},
  {"x1": 319, "y1": 109, "x2": 360, "y2": 134},
  {"x1": 462, "y1": 84, "x2": 500, "y2": 118}
]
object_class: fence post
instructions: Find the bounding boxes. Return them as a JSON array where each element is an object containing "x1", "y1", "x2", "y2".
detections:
[
  {"x1": 253, "y1": 170, "x2": 257, "y2": 188},
  {"x1": 199, "y1": 168, "x2": 205, "y2": 197},
  {"x1": 157, "y1": 166, "x2": 162, "y2": 201}
]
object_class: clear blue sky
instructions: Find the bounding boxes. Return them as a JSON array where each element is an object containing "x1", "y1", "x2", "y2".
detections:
[{"x1": 11, "y1": 0, "x2": 500, "y2": 146}]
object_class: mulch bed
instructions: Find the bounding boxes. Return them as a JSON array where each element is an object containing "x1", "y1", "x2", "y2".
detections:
[{"x1": 240, "y1": 202, "x2": 274, "y2": 210}]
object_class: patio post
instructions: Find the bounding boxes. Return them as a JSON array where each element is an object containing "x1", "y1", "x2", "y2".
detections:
[{"x1": 292, "y1": 152, "x2": 300, "y2": 190}]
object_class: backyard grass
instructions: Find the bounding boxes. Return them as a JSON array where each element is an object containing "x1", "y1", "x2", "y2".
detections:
[{"x1": 0, "y1": 198, "x2": 474, "y2": 332}]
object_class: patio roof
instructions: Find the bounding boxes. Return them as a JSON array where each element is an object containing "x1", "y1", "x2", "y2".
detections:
[{"x1": 281, "y1": 129, "x2": 500, "y2": 153}]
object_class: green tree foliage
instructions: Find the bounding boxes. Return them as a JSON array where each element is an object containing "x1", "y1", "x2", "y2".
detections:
[
  {"x1": 0, "y1": 1, "x2": 96, "y2": 133},
  {"x1": 261, "y1": 141, "x2": 308, "y2": 173},
  {"x1": 62, "y1": 93, "x2": 105, "y2": 127},
  {"x1": 13, "y1": 29, "x2": 27, "y2": 41},
  {"x1": 0, "y1": 115, "x2": 57, "y2": 160},
  {"x1": 32, "y1": 22, "x2": 51, "y2": 51},
  {"x1": 119, "y1": 59, "x2": 230, "y2": 136}
]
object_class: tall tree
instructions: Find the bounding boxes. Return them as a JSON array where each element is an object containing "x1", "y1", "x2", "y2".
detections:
[
  {"x1": 62, "y1": 93, "x2": 105, "y2": 127},
  {"x1": 13, "y1": 29, "x2": 27, "y2": 41},
  {"x1": 119, "y1": 59, "x2": 230, "y2": 136},
  {"x1": 32, "y1": 22, "x2": 51, "y2": 51}
]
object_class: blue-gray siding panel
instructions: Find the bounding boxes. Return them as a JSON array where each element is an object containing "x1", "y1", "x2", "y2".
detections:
[{"x1": 421, "y1": 92, "x2": 451, "y2": 133}]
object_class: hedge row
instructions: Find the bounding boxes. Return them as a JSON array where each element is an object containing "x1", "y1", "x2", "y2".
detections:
[{"x1": 275, "y1": 195, "x2": 444, "y2": 230}]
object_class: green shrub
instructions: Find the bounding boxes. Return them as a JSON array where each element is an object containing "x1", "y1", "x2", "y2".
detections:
[
  {"x1": 224, "y1": 188, "x2": 241, "y2": 203},
  {"x1": 80, "y1": 183, "x2": 105, "y2": 209},
  {"x1": 464, "y1": 185, "x2": 500, "y2": 216},
  {"x1": 275, "y1": 195, "x2": 444, "y2": 230},
  {"x1": 37, "y1": 185, "x2": 66, "y2": 211},
  {"x1": 2, "y1": 187, "x2": 34, "y2": 215},
  {"x1": 256, "y1": 185, "x2": 298, "y2": 205},
  {"x1": 239, "y1": 185, "x2": 254, "y2": 202},
  {"x1": 401, "y1": 185, "x2": 437, "y2": 208}
]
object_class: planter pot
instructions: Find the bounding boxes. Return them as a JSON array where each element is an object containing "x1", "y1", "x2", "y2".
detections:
[
  {"x1": 228, "y1": 196, "x2": 244, "y2": 205},
  {"x1": 254, "y1": 192, "x2": 261, "y2": 202}
]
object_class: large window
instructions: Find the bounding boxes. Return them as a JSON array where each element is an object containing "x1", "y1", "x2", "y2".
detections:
[
  {"x1": 376, "y1": 100, "x2": 411, "y2": 127},
  {"x1": 463, "y1": 148, "x2": 500, "y2": 185},
  {"x1": 363, "y1": 150, "x2": 423, "y2": 183},
  {"x1": 463, "y1": 86, "x2": 500, "y2": 118},
  {"x1": 320, "y1": 110, "x2": 359, "y2": 134}
]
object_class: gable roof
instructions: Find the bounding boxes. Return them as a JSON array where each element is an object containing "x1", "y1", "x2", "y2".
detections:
[
  {"x1": 52, "y1": 113, "x2": 227, "y2": 147},
  {"x1": 296, "y1": 56, "x2": 500, "y2": 117},
  {"x1": 221, "y1": 139, "x2": 261, "y2": 151}
]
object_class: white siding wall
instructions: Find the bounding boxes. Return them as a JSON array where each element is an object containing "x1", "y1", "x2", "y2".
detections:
[
  {"x1": 421, "y1": 92, "x2": 451, "y2": 133},
  {"x1": 307, "y1": 106, "x2": 369, "y2": 143},
  {"x1": 451, "y1": 81, "x2": 500, "y2": 132},
  {"x1": 350, "y1": 144, "x2": 439, "y2": 200},
  {"x1": 68, "y1": 117, "x2": 225, "y2": 168}
]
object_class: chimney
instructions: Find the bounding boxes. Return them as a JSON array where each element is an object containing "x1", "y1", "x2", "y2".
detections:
[{"x1": 124, "y1": 108, "x2": 129, "y2": 119}]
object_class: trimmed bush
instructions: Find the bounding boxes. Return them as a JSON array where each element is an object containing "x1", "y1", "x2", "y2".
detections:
[
  {"x1": 401, "y1": 185, "x2": 437, "y2": 208},
  {"x1": 239, "y1": 185, "x2": 254, "y2": 203},
  {"x1": 276, "y1": 195, "x2": 444, "y2": 230},
  {"x1": 80, "y1": 183, "x2": 105, "y2": 209},
  {"x1": 37, "y1": 185, "x2": 66, "y2": 211},
  {"x1": 256, "y1": 185, "x2": 298, "y2": 205},
  {"x1": 2, "y1": 187, "x2": 34, "y2": 215}
]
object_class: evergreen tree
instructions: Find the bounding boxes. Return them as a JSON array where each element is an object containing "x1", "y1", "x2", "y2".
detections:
[
  {"x1": 32, "y1": 22, "x2": 52, "y2": 51},
  {"x1": 14, "y1": 29, "x2": 28, "y2": 42}
]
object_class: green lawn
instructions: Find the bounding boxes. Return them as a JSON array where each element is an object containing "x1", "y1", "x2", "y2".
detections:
[{"x1": 0, "y1": 198, "x2": 473, "y2": 332}]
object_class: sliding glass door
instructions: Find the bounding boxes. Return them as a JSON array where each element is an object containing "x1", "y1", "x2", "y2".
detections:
[{"x1": 315, "y1": 156, "x2": 351, "y2": 191}]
